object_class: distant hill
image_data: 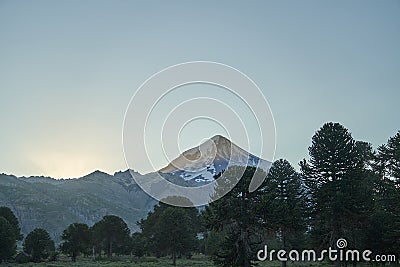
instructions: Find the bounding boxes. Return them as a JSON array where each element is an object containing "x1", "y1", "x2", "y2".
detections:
[{"x1": 0, "y1": 170, "x2": 157, "y2": 243}]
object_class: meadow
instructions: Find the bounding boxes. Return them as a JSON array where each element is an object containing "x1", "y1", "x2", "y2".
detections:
[{"x1": 8, "y1": 254, "x2": 372, "y2": 267}]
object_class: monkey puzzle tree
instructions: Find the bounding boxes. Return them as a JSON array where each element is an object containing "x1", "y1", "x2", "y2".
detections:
[
  {"x1": 131, "y1": 232, "x2": 145, "y2": 257},
  {"x1": 369, "y1": 131, "x2": 400, "y2": 256},
  {"x1": 91, "y1": 215, "x2": 131, "y2": 258},
  {"x1": 262, "y1": 159, "x2": 307, "y2": 267},
  {"x1": 0, "y1": 206, "x2": 23, "y2": 240},
  {"x1": 23, "y1": 228, "x2": 55, "y2": 262},
  {"x1": 60, "y1": 223, "x2": 92, "y2": 261},
  {"x1": 0, "y1": 217, "x2": 16, "y2": 262},
  {"x1": 300, "y1": 122, "x2": 374, "y2": 264},
  {"x1": 0, "y1": 206, "x2": 22, "y2": 262},
  {"x1": 202, "y1": 166, "x2": 267, "y2": 267},
  {"x1": 138, "y1": 197, "x2": 198, "y2": 266}
]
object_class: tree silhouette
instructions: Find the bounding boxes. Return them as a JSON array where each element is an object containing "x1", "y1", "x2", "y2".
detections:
[
  {"x1": 91, "y1": 215, "x2": 131, "y2": 258},
  {"x1": 60, "y1": 223, "x2": 91, "y2": 261},
  {"x1": 202, "y1": 166, "x2": 267, "y2": 267},
  {"x1": 300, "y1": 122, "x2": 374, "y2": 266},
  {"x1": 368, "y1": 131, "x2": 400, "y2": 257},
  {"x1": 138, "y1": 197, "x2": 198, "y2": 266},
  {"x1": 0, "y1": 217, "x2": 16, "y2": 262},
  {"x1": 0, "y1": 206, "x2": 23, "y2": 240},
  {"x1": 131, "y1": 232, "x2": 145, "y2": 257},
  {"x1": 262, "y1": 159, "x2": 307, "y2": 267},
  {"x1": 23, "y1": 228, "x2": 55, "y2": 262}
]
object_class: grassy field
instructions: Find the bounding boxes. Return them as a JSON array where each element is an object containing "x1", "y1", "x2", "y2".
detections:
[
  {"x1": 6, "y1": 254, "x2": 362, "y2": 267},
  {"x1": 8, "y1": 255, "x2": 213, "y2": 267}
]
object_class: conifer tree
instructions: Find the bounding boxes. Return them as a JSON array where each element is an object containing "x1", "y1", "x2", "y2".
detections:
[
  {"x1": 138, "y1": 197, "x2": 198, "y2": 266},
  {"x1": 0, "y1": 206, "x2": 23, "y2": 240},
  {"x1": 23, "y1": 228, "x2": 55, "y2": 262},
  {"x1": 60, "y1": 223, "x2": 92, "y2": 261},
  {"x1": 262, "y1": 159, "x2": 307, "y2": 267},
  {"x1": 203, "y1": 166, "x2": 267, "y2": 267},
  {"x1": 91, "y1": 215, "x2": 131, "y2": 258},
  {"x1": 300, "y1": 122, "x2": 374, "y2": 265},
  {"x1": 369, "y1": 131, "x2": 400, "y2": 257},
  {"x1": 0, "y1": 217, "x2": 16, "y2": 262}
]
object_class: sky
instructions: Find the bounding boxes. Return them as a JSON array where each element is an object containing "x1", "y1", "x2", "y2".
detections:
[{"x1": 0, "y1": 0, "x2": 399, "y2": 178}]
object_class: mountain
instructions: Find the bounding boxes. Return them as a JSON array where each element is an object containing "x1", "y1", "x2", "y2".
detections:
[
  {"x1": 0, "y1": 135, "x2": 271, "y2": 242},
  {"x1": 159, "y1": 135, "x2": 271, "y2": 182},
  {"x1": 0, "y1": 170, "x2": 156, "y2": 243}
]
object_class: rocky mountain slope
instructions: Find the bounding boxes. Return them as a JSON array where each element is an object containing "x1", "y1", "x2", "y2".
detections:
[{"x1": 0, "y1": 170, "x2": 156, "y2": 243}]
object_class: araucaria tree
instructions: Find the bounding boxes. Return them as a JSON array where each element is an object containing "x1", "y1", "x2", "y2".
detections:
[
  {"x1": 0, "y1": 206, "x2": 22, "y2": 262},
  {"x1": 300, "y1": 122, "x2": 374, "y2": 263},
  {"x1": 262, "y1": 159, "x2": 307, "y2": 267},
  {"x1": 368, "y1": 131, "x2": 400, "y2": 257},
  {"x1": 202, "y1": 166, "x2": 267, "y2": 267},
  {"x1": 23, "y1": 228, "x2": 55, "y2": 262},
  {"x1": 0, "y1": 206, "x2": 23, "y2": 241},
  {"x1": 60, "y1": 223, "x2": 92, "y2": 261},
  {"x1": 91, "y1": 215, "x2": 131, "y2": 258},
  {"x1": 131, "y1": 232, "x2": 145, "y2": 258},
  {"x1": 0, "y1": 217, "x2": 16, "y2": 262},
  {"x1": 138, "y1": 198, "x2": 198, "y2": 266}
]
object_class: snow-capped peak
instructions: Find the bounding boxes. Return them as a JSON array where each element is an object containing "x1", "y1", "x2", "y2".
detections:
[{"x1": 159, "y1": 135, "x2": 271, "y2": 182}]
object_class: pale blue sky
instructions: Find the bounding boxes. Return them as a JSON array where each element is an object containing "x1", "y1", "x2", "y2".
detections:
[{"x1": 0, "y1": 1, "x2": 399, "y2": 178}]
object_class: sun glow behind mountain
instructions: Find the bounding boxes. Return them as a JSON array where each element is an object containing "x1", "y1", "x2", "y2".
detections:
[
  {"x1": 28, "y1": 150, "x2": 106, "y2": 179},
  {"x1": 19, "y1": 126, "x2": 126, "y2": 179}
]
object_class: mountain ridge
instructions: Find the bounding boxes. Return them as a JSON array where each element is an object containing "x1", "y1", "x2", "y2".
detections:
[{"x1": 0, "y1": 170, "x2": 156, "y2": 243}]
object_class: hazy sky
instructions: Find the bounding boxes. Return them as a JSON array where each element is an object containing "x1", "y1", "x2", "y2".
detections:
[{"x1": 1, "y1": 1, "x2": 399, "y2": 178}]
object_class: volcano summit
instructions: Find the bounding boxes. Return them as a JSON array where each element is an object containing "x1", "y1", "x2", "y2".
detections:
[{"x1": 159, "y1": 135, "x2": 271, "y2": 182}]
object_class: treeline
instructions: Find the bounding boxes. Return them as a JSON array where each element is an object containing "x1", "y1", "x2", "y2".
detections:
[
  {"x1": 0, "y1": 210, "x2": 132, "y2": 263},
  {"x1": 0, "y1": 204, "x2": 202, "y2": 265},
  {"x1": 0, "y1": 122, "x2": 399, "y2": 267}
]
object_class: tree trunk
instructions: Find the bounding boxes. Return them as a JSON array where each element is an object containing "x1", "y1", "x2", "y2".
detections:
[
  {"x1": 242, "y1": 229, "x2": 250, "y2": 267},
  {"x1": 108, "y1": 241, "x2": 113, "y2": 258},
  {"x1": 333, "y1": 224, "x2": 341, "y2": 267},
  {"x1": 242, "y1": 191, "x2": 251, "y2": 267},
  {"x1": 281, "y1": 229, "x2": 287, "y2": 267},
  {"x1": 172, "y1": 250, "x2": 176, "y2": 266}
]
